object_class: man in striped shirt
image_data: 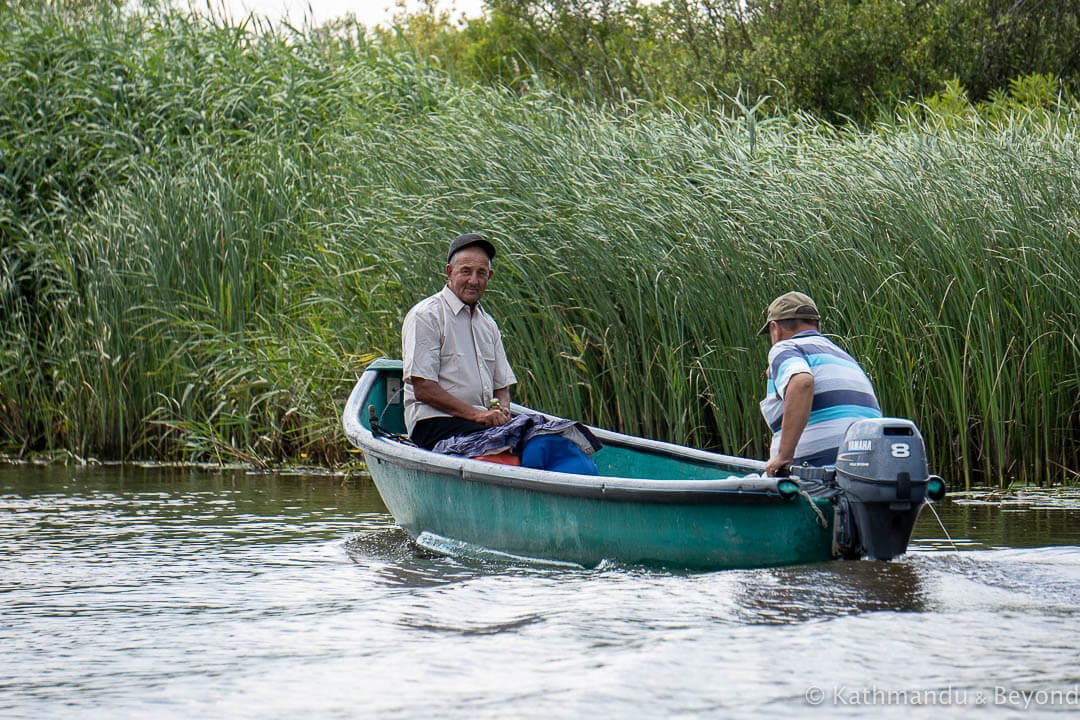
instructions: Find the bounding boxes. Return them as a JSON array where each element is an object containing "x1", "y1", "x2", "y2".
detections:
[{"x1": 758, "y1": 292, "x2": 881, "y2": 476}]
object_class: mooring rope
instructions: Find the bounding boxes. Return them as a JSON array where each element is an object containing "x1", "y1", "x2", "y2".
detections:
[
  {"x1": 924, "y1": 501, "x2": 961, "y2": 552},
  {"x1": 797, "y1": 488, "x2": 829, "y2": 528}
]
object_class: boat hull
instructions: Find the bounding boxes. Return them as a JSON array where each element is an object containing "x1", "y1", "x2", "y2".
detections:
[{"x1": 364, "y1": 444, "x2": 835, "y2": 569}]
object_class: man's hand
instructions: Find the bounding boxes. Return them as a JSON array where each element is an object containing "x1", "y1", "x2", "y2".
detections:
[
  {"x1": 765, "y1": 455, "x2": 793, "y2": 477},
  {"x1": 477, "y1": 405, "x2": 511, "y2": 427}
]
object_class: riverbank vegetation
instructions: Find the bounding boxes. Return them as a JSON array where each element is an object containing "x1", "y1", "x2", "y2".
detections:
[
  {"x1": 379, "y1": 0, "x2": 1080, "y2": 123},
  {"x1": 1, "y1": 2, "x2": 1077, "y2": 485}
]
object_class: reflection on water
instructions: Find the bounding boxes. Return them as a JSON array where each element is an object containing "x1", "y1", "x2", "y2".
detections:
[
  {"x1": 3, "y1": 464, "x2": 1079, "y2": 719},
  {"x1": 927, "y1": 490, "x2": 1080, "y2": 548},
  {"x1": 733, "y1": 559, "x2": 929, "y2": 624}
]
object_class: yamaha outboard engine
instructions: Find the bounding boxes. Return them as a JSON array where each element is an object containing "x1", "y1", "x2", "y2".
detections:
[{"x1": 831, "y1": 418, "x2": 946, "y2": 560}]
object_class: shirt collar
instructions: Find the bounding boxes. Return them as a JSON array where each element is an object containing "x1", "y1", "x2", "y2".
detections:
[{"x1": 439, "y1": 284, "x2": 479, "y2": 315}]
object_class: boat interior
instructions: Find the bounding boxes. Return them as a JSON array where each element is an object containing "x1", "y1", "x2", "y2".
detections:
[{"x1": 359, "y1": 361, "x2": 760, "y2": 482}]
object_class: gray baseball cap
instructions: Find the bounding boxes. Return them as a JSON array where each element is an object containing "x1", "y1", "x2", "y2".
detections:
[{"x1": 447, "y1": 233, "x2": 495, "y2": 263}]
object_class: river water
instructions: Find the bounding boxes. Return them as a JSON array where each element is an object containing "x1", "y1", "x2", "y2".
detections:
[{"x1": 3, "y1": 464, "x2": 1079, "y2": 719}]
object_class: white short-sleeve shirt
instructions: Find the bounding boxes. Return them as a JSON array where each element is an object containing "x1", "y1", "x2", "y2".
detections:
[{"x1": 401, "y1": 285, "x2": 517, "y2": 433}]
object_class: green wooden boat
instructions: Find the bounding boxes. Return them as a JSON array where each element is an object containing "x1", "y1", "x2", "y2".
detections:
[{"x1": 343, "y1": 359, "x2": 944, "y2": 570}]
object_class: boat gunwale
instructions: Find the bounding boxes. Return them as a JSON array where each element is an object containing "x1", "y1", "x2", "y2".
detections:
[{"x1": 344, "y1": 365, "x2": 797, "y2": 507}]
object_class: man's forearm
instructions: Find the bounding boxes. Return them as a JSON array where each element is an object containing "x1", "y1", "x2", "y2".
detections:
[
  {"x1": 777, "y1": 373, "x2": 814, "y2": 461},
  {"x1": 409, "y1": 378, "x2": 483, "y2": 422},
  {"x1": 409, "y1": 378, "x2": 511, "y2": 427}
]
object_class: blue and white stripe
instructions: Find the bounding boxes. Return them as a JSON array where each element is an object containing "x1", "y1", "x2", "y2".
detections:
[{"x1": 760, "y1": 331, "x2": 881, "y2": 461}]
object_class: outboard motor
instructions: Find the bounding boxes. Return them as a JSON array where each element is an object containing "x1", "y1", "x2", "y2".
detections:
[{"x1": 832, "y1": 418, "x2": 946, "y2": 560}]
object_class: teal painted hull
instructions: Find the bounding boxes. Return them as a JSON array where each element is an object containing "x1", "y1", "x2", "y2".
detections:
[
  {"x1": 345, "y1": 359, "x2": 837, "y2": 570},
  {"x1": 365, "y1": 454, "x2": 834, "y2": 568}
]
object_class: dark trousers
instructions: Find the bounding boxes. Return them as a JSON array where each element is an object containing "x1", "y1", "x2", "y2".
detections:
[{"x1": 411, "y1": 417, "x2": 486, "y2": 450}]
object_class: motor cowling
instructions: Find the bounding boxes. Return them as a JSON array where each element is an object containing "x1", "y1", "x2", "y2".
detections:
[{"x1": 832, "y1": 418, "x2": 945, "y2": 560}]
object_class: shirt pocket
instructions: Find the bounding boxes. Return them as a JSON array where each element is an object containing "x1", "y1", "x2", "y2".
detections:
[
  {"x1": 470, "y1": 322, "x2": 498, "y2": 359},
  {"x1": 440, "y1": 347, "x2": 467, "y2": 364}
]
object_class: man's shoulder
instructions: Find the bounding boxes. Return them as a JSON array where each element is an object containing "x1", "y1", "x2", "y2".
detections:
[
  {"x1": 770, "y1": 334, "x2": 812, "y2": 355},
  {"x1": 776, "y1": 332, "x2": 865, "y2": 373},
  {"x1": 781, "y1": 332, "x2": 841, "y2": 351},
  {"x1": 406, "y1": 291, "x2": 446, "y2": 319}
]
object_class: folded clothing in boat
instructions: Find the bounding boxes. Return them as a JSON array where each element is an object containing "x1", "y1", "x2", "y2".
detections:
[
  {"x1": 432, "y1": 413, "x2": 601, "y2": 474},
  {"x1": 519, "y1": 433, "x2": 599, "y2": 475}
]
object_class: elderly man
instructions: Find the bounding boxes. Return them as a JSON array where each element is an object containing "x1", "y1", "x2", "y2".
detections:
[
  {"x1": 402, "y1": 232, "x2": 516, "y2": 450},
  {"x1": 758, "y1": 291, "x2": 882, "y2": 476}
]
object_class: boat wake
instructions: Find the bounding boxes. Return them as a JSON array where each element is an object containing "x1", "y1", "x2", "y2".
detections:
[
  {"x1": 414, "y1": 531, "x2": 587, "y2": 570},
  {"x1": 343, "y1": 527, "x2": 432, "y2": 563}
]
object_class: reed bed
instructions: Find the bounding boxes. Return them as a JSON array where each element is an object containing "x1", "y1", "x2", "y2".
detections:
[{"x1": 1, "y1": 4, "x2": 1077, "y2": 485}]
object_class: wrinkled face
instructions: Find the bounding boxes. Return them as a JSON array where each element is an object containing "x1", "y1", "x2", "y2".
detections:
[{"x1": 446, "y1": 246, "x2": 492, "y2": 306}]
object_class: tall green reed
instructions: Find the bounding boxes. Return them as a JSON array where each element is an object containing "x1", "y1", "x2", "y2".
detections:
[{"x1": 1, "y1": 3, "x2": 1077, "y2": 484}]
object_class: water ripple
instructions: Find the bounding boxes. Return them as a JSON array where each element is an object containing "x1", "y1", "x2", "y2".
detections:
[{"x1": 3, "y1": 466, "x2": 1079, "y2": 720}]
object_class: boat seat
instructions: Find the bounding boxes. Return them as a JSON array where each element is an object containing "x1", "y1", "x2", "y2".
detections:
[{"x1": 370, "y1": 376, "x2": 407, "y2": 436}]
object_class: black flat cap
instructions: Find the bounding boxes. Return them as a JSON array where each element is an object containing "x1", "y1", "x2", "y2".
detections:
[{"x1": 447, "y1": 233, "x2": 495, "y2": 263}]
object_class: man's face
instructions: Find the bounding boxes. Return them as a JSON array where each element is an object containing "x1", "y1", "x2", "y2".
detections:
[
  {"x1": 767, "y1": 320, "x2": 782, "y2": 345},
  {"x1": 446, "y1": 246, "x2": 492, "y2": 306}
]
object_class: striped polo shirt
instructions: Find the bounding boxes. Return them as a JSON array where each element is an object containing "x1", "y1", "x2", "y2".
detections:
[{"x1": 760, "y1": 330, "x2": 881, "y2": 461}]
